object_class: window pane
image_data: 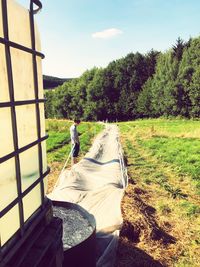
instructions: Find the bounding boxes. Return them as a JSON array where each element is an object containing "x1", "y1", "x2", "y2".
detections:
[
  {"x1": 0, "y1": 44, "x2": 10, "y2": 103},
  {"x1": 0, "y1": 108, "x2": 14, "y2": 157},
  {"x1": 0, "y1": 204, "x2": 20, "y2": 245},
  {"x1": 23, "y1": 184, "x2": 41, "y2": 222},
  {"x1": 11, "y1": 48, "x2": 34, "y2": 101},
  {"x1": 7, "y1": 0, "x2": 31, "y2": 48},
  {"x1": 16, "y1": 104, "x2": 37, "y2": 148},
  {"x1": 20, "y1": 145, "x2": 39, "y2": 192},
  {"x1": 0, "y1": 158, "x2": 17, "y2": 211}
]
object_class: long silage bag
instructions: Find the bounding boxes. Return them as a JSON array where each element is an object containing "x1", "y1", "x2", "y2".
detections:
[{"x1": 48, "y1": 125, "x2": 128, "y2": 266}]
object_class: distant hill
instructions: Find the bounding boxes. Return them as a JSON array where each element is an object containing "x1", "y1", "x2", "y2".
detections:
[{"x1": 43, "y1": 75, "x2": 72, "y2": 89}]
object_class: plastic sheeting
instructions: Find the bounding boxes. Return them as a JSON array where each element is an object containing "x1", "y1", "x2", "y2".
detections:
[{"x1": 48, "y1": 124, "x2": 128, "y2": 266}]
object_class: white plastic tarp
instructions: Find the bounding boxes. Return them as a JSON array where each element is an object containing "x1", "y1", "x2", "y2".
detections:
[{"x1": 48, "y1": 124, "x2": 128, "y2": 266}]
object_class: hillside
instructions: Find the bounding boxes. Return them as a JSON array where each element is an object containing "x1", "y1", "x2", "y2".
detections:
[{"x1": 43, "y1": 75, "x2": 72, "y2": 90}]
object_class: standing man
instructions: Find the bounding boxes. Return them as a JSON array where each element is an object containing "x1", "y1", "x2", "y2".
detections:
[{"x1": 70, "y1": 119, "x2": 81, "y2": 166}]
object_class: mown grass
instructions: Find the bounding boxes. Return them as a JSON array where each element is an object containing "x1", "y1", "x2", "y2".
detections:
[
  {"x1": 118, "y1": 118, "x2": 200, "y2": 267},
  {"x1": 140, "y1": 137, "x2": 200, "y2": 182}
]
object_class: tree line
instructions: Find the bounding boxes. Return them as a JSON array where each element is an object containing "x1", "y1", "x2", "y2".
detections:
[{"x1": 45, "y1": 36, "x2": 200, "y2": 121}]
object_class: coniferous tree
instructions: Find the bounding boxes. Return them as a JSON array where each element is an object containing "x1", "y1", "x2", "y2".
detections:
[{"x1": 172, "y1": 37, "x2": 186, "y2": 61}]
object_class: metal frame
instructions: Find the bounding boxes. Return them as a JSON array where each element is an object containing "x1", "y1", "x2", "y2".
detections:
[
  {"x1": 0, "y1": 135, "x2": 48, "y2": 165},
  {"x1": 0, "y1": 199, "x2": 52, "y2": 265},
  {"x1": 0, "y1": 0, "x2": 50, "y2": 260},
  {"x1": 29, "y1": 0, "x2": 45, "y2": 208},
  {"x1": 0, "y1": 37, "x2": 45, "y2": 58},
  {"x1": 0, "y1": 99, "x2": 46, "y2": 108}
]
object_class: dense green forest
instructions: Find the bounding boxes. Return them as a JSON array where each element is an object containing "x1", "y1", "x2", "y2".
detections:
[
  {"x1": 45, "y1": 36, "x2": 200, "y2": 121},
  {"x1": 43, "y1": 75, "x2": 71, "y2": 89}
]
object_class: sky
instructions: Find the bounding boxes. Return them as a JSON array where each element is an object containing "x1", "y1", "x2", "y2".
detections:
[{"x1": 18, "y1": 0, "x2": 200, "y2": 78}]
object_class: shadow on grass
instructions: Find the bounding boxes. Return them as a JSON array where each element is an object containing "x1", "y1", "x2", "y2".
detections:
[
  {"x1": 116, "y1": 238, "x2": 164, "y2": 267},
  {"x1": 117, "y1": 187, "x2": 177, "y2": 266},
  {"x1": 133, "y1": 195, "x2": 176, "y2": 245}
]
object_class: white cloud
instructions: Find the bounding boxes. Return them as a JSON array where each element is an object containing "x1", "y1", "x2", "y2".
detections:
[{"x1": 92, "y1": 28, "x2": 123, "y2": 39}]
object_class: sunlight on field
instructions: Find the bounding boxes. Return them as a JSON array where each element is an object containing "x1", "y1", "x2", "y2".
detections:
[
  {"x1": 120, "y1": 118, "x2": 200, "y2": 137},
  {"x1": 117, "y1": 118, "x2": 200, "y2": 267},
  {"x1": 119, "y1": 119, "x2": 200, "y2": 183}
]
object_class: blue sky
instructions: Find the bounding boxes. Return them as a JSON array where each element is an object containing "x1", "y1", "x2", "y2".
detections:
[{"x1": 18, "y1": 0, "x2": 200, "y2": 78}]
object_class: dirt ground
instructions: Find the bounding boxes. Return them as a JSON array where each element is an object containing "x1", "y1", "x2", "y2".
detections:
[
  {"x1": 47, "y1": 162, "x2": 61, "y2": 194},
  {"x1": 115, "y1": 182, "x2": 178, "y2": 267}
]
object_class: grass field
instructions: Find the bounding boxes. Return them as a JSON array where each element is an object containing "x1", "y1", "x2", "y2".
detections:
[
  {"x1": 46, "y1": 119, "x2": 104, "y2": 192},
  {"x1": 116, "y1": 118, "x2": 200, "y2": 267},
  {"x1": 46, "y1": 118, "x2": 200, "y2": 266}
]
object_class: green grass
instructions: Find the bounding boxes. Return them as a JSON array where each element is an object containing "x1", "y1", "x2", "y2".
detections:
[
  {"x1": 119, "y1": 118, "x2": 200, "y2": 139},
  {"x1": 179, "y1": 200, "x2": 200, "y2": 217},
  {"x1": 118, "y1": 118, "x2": 200, "y2": 267},
  {"x1": 47, "y1": 132, "x2": 70, "y2": 152},
  {"x1": 119, "y1": 118, "x2": 200, "y2": 189},
  {"x1": 46, "y1": 119, "x2": 104, "y2": 163},
  {"x1": 140, "y1": 137, "x2": 200, "y2": 181}
]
